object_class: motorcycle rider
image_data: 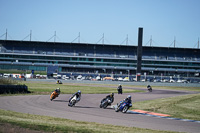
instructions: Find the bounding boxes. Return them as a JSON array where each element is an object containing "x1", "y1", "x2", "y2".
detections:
[
  {"x1": 101, "y1": 93, "x2": 114, "y2": 105},
  {"x1": 147, "y1": 85, "x2": 152, "y2": 92},
  {"x1": 117, "y1": 84, "x2": 123, "y2": 94},
  {"x1": 57, "y1": 80, "x2": 62, "y2": 84},
  {"x1": 117, "y1": 95, "x2": 132, "y2": 107},
  {"x1": 55, "y1": 88, "x2": 61, "y2": 95},
  {"x1": 69, "y1": 90, "x2": 81, "y2": 103},
  {"x1": 50, "y1": 88, "x2": 60, "y2": 101}
]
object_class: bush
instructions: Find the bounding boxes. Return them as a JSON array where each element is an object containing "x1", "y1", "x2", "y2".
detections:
[{"x1": 0, "y1": 78, "x2": 19, "y2": 85}]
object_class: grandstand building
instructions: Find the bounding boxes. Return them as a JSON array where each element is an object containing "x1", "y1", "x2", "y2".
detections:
[{"x1": 0, "y1": 40, "x2": 200, "y2": 78}]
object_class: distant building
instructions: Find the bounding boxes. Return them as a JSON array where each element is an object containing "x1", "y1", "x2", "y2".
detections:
[{"x1": 0, "y1": 40, "x2": 199, "y2": 78}]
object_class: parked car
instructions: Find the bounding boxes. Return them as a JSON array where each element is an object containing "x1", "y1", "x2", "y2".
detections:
[
  {"x1": 103, "y1": 77, "x2": 115, "y2": 81},
  {"x1": 177, "y1": 79, "x2": 188, "y2": 83},
  {"x1": 153, "y1": 78, "x2": 161, "y2": 82},
  {"x1": 96, "y1": 76, "x2": 101, "y2": 81},
  {"x1": 118, "y1": 77, "x2": 123, "y2": 81},
  {"x1": 3, "y1": 73, "x2": 11, "y2": 78},
  {"x1": 170, "y1": 79, "x2": 175, "y2": 83},
  {"x1": 123, "y1": 77, "x2": 129, "y2": 82},
  {"x1": 162, "y1": 79, "x2": 169, "y2": 82},
  {"x1": 146, "y1": 78, "x2": 153, "y2": 82},
  {"x1": 77, "y1": 75, "x2": 82, "y2": 80}
]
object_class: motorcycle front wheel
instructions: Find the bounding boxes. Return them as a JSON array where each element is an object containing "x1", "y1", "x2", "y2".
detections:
[
  {"x1": 122, "y1": 106, "x2": 129, "y2": 113},
  {"x1": 50, "y1": 96, "x2": 54, "y2": 101},
  {"x1": 70, "y1": 100, "x2": 76, "y2": 107}
]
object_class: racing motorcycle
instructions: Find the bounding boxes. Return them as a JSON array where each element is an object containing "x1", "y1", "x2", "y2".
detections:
[
  {"x1": 50, "y1": 91, "x2": 59, "y2": 101},
  {"x1": 115, "y1": 100, "x2": 132, "y2": 113},
  {"x1": 100, "y1": 98, "x2": 111, "y2": 109},
  {"x1": 147, "y1": 85, "x2": 152, "y2": 92},
  {"x1": 56, "y1": 80, "x2": 62, "y2": 84},
  {"x1": 68, "y1": 95, "x2": 80, "y2": 107}
]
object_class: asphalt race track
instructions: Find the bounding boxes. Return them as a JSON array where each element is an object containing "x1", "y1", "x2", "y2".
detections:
[{"x1": 0, "y1": 88, "x2": 200, "y2": 133}]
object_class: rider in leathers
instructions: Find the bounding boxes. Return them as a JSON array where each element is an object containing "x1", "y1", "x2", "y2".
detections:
[
  {"x1": 54, "y1": 88, "x2": 60, "y2": 95},
  {"x1": 117, "y1": 95, "x2": 132, "y2": 107},
  {"x1": 101, "y1": 93, "x2": 114, "y2": 105},
  {"x1": 69, "y1": 90, "x2": 81, "y2": 104},
  {"x1": 117, "y1": 84, "x2": 123, "y2": 94}
]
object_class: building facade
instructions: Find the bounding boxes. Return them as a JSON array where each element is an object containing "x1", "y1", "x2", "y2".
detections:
[{"x1": 0, "y1": 40, "x2": 200, "y2": 78}]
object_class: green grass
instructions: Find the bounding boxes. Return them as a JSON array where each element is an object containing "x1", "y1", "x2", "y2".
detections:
[
  {"x1": 123, "y1": 85, "x2": 200, "y2": 92},
  {"x1": 0, "y1": 78, "x2": 19, "y2": 85},
  {"x1": 1, "y1": 80, "x2": 199, "y2": 132},
  {"x1": 0, "y1": 109, "x2": 177, "y2": 133},
  {"x1": 131, "y1": 93, "x2": 200, "y2": 121},
  {"x1": 150, "y1": 86, "x2": 200, "y2": 92},
  {"x1": 22, "y1": 81, "x2": 143, "y2": 95}
]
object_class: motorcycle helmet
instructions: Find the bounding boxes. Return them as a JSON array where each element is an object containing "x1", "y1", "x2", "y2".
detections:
[
  {"x1": 110, "y1": 93, "x2": 114, "y2": 97},
  {"x1": 78, "y1": 90, "x2": 81, "y2": 94},
  {"x1": 57, "y1": 88, "x2": 60, "y2": 91},
  {"x1": 127, "y1": 95, "x2": 131, "y2": 100}
]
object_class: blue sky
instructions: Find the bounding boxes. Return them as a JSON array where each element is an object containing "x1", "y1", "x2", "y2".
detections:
[{"x1": 0, "y1": 0, "x2": 200, "y2": 48}]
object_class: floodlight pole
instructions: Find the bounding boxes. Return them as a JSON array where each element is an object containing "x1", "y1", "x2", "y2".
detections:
[
  {"x1": 54, "y1": 31, "x2": 56, "y2": 43},
  {"x1": 150, "y1": 35, "x2": 152, "y2": 46},
  {"x1": 30, "y1": 30, "x2": 32, "y2": 41},
  {"x1": 5, "y1": 29, "x2": 7, "y2": 40},
  {"x1": 78, "y1": 32, "x2": 80, "y2": 43},
  {"x1": 102, "y1": 33, "x2": 104, "y2": 44},
  {"x1": 174, "y1": 36, "x2": 176, "y2": 48},
  {"x1": 126, "y1": 34, "x2": 128, "y2": 45}
]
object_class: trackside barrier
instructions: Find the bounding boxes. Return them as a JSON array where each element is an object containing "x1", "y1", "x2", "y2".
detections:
[{"x1": 0, "y1": 85, "x2": 29, "y2": 94}]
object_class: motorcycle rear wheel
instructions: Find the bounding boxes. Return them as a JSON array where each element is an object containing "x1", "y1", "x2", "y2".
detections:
[
  {"x1": 99, "y1": 104, "x2": 102, "y2": 108},
  {"x1": 115, "y1": 106, "x2": 120, "y2": 112},
  {"x1": 103, "y1": 101, "x2": 108, "y2": 109},
  {"x1": 103, "y1": 104, "x2": 108, "y2": 109}
]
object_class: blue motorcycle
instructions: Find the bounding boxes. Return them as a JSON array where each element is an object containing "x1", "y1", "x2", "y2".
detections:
[{"x1": 115, "y1": 100, "x2": 132, "y2": 113}]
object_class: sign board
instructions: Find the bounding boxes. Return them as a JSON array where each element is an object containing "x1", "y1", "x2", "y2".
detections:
[{"x1": 32, "y1": 70, "x2": 34, "y2": 74}]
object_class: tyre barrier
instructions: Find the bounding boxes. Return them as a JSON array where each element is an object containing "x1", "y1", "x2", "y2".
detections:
[{"x1": 0, "y1": 85, "x2": 29, "y2": 94}]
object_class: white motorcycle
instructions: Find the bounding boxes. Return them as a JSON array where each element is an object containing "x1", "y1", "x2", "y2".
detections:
[{"x1": 68, "y1": 95, "x2": 80, "y2": 107}]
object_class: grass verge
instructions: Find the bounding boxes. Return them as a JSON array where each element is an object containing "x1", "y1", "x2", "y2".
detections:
[
  {"x1": 0, "y1": 78, "x2": 19, "y2": 85},
  {"x1": 131, "y1": 93, "x2": 200, "y2": 121},
  {"x1": 122, "y1": 84, "x2": 200, "y2": 92},
  {"x1": 0, "y1": 109, "x2": 177, "y2": 133},
  {"x1": 148, "y1": 86, "x2": 200, "y2": 92},
  {"x1": 21, "y1": 81, "x2": 143, "y2": 95}
]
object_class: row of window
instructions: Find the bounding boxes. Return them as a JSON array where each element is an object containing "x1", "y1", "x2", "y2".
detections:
[
  {"x1": 0, "y1": 64, "x2": 46, "y2": 71},
  {"x1": 0, "y1": 54, "x2": 200, "y2": 71},
  {"x1": 1, "y1": 54, "x2": 200, "y2": 66}
]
